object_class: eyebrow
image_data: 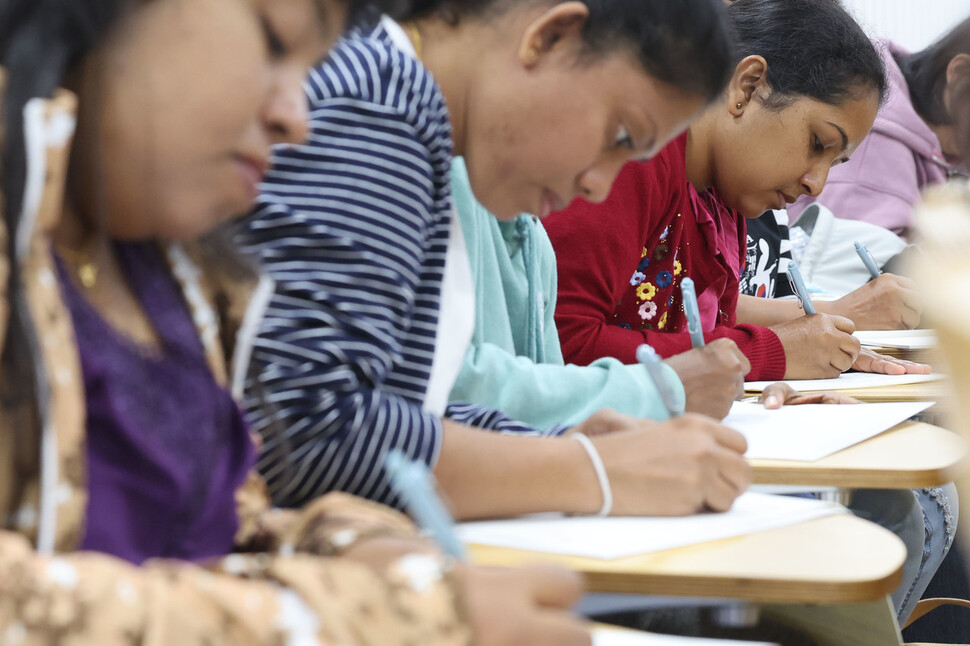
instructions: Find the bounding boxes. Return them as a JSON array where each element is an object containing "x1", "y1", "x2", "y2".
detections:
[
  {"x1": 309, "y1": 0, "x2": 331, "y2": 33},
  {"x1": 826, "y1": 121, "x2": 849, "y2": 153}
]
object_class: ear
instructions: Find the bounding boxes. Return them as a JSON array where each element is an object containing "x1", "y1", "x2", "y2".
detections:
[
  {"x1": 518, "y1": 1, "x2": 590, "y2": 69},
  {"x1": 726, "y1": 55, "x2": 769, "y2": 117},
  {"x1": 943, "y1": 54, "x2": 970, "y2": 114},
  {"x1": 947, "y1": 53, "x2": 970, "y2": 88}
]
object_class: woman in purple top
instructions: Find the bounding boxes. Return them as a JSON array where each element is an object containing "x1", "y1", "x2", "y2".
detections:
[{"x1": 789, "y1": 19, "x2": 970, "y2": 238}]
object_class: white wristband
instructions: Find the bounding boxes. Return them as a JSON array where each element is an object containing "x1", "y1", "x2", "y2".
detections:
[{"x1": 571, "y1": 433, "x2": 613, "y2": 517}]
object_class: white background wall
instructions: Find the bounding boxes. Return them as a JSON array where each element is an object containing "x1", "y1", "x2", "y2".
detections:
[{"x1": 841, "y1": 0, "x2": 968, "y2": 51}]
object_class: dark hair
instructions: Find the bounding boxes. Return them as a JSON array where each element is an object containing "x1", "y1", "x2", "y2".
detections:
[
  {"x1": 899, "y1": 16, "x2": 970, "y2": 127},
  {"x1": 726, "y1": 0, "x2": 886, "y2": 110},
  {"x1": 407, "y1": 0, "x2": 734, "y2": 105}
]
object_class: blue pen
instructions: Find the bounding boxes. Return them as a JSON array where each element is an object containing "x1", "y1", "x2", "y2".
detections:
[
  {"x1": 384, "y1": 450, "x2": 467, "y2": 561},
  {"x1": 635, "y1": 344, "x2": 683, "y2": 419},
  {"x1": 785, "y1": 262, "x2": 816, "y2": 315},
  {"x1": 680, "y1": 277, "x2": 705, "y2": 349},
  {"x1": 853, "y1": 241, "x2": 882, "y2": 280}
]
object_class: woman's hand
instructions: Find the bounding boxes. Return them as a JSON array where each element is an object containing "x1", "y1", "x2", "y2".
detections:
[
  {"x1": 759, "y1": 382, "x2": 862, "y2": 408},
  {"x1": 770, "y1": 313, "x2": 860, "y2": 379},
  {"x1": 586, "y1": 414, "x2": 751, "y2": 515},
  {"x1": 664, "y1": 339, "x2": 750, "y2": 420},
  {"x1": 819, "y1": 274, "x2": 922, "y2": 330},
  {"x1": 851, "y1": 347, "x2": 932, "y2": 375},
  {"x1": 458, "y1": 564, "x2": 591, "y2": 646}
]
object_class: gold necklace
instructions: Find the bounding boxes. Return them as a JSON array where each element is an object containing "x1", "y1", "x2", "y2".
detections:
[
  {"x1": 57, "y1": 242, "x2": 99, "y2": 289},
  {"x1": 404, "y1": 20, "x2": 423, "y2": 59}
]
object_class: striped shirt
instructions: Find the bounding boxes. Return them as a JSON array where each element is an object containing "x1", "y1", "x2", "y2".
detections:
[{"x1": 241, "y1": 20, "x2": 565, "y2": 509}]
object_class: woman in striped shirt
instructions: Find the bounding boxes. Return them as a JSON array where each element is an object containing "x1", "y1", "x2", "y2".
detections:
[{"x1": 243, "y1": 0, "x2": 750, "y2": 520}]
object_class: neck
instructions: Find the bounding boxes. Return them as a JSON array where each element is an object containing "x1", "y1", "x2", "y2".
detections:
[
  {"x1": 410, "y1": 16, "x2": 473, "y2": 156},
  {"x1": 685, "y1": 111, "x2": 718, "y2": 191},
  {"x1": 927, "y1": 121, "x2": 961, "y2": 162},
  {"x1": 53, "y1": 197, "x2": 97, "y2": 253}
]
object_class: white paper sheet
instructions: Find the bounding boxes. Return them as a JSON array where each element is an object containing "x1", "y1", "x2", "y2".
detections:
[
  {"x1": 744, "y1": 372, "x2": 943, "y2": 393},
  {"x1": 592, "y1": 627, "x2": 775, "y2": 646},
  {"x1": 724, "y1": 400, "x2": 933, "y2": 461},
  {"x1": 458, "y1": 493, "x2": 843, "y2": 560},
  {"x1": 854, "y1": 329, "x2": 938, "y2": 350}
]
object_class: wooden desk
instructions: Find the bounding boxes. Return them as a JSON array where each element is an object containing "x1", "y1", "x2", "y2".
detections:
[
  {"x1": 470, "y1": 514, "x2": 905, "y2": 604},
  {"x1": 750, "y1": 421, "x2": 966, "y2": 489},
  {"x1": 819, "y1": 381, "x2": 945, "y2": 404}
]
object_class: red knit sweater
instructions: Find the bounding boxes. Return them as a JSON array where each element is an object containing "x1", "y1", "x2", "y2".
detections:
[{"x1": 544, "y1": 134, "x2": 787, "y2": 380}]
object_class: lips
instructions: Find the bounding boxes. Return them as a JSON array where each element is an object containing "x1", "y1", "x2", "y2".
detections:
[
  {"x1": 774, "y1": 190, "x2": 797, "y2": 210},
  {"x1": 234, "y1": 154, "x2": 269, "y2": 200},
  {"x1": 537, "y1": 189, "x2": 566, "y2": 218}
]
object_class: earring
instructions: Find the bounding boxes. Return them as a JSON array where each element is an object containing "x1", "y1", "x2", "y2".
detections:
[
  {"x1": 527, "y1": 48, "x2": 539, "y2": 63},
  {"x1": 736, "y1": 102, "x2": 743, "y2": 110}
]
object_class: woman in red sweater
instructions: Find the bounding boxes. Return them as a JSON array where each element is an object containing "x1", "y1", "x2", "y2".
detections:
[{"x1": 546, "y1": 0, "x2": 930, "y2": 381}]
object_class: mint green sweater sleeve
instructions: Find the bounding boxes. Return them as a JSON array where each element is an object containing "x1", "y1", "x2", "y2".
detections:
[{"x1": 448, "y1": 158, "x2": 685, "y2": 428}]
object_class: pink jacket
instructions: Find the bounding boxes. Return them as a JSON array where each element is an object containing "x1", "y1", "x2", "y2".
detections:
[{"x1": 788, "y1": 40, "x2": 962, "y2": 238}]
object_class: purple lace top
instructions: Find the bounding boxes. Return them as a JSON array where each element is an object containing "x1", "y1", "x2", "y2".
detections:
[{"x1": 57, "y1": 242, "x2": 254, "y2": 565}]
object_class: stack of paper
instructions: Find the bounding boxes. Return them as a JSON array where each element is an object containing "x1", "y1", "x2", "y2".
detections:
[
  {"x1": 744, "y1": 372, "x2": 942, "y2": 393},
  {"x1": 458, "y1": 493, "x2": 843, "y2": 559},
  {"x1": 723, "y1": 400, "x2": 933, "y2": 461},
  {"x1": 854, "y1": 329, "x2": 938, "y2": 350},
  {"x1": 592, "y1": 627, "x2": 776, "y2": 646}
]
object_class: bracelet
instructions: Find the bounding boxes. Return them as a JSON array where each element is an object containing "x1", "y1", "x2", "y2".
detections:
[{"x1": 571, "y1": 433, "x2": 613, "y2": 517}]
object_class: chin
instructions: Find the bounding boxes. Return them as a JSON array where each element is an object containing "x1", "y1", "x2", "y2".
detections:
[
  {"x1": 740, "y1": 208, "x2": 770, "y2": 219},
  {"x1": 482, "y1": 198, "x2": 520, "y2": 221}
]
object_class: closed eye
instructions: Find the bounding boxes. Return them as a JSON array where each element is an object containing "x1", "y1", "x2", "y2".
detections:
[
  {"x1": 811, "y1": 134, "x2": 825, "y2": 155},
  {"x1": 614, "y1": 125, "x2": 634, "y2": 150},
  {"x1": 260, "y1": 15, "x2": 288, "y2": 59}
]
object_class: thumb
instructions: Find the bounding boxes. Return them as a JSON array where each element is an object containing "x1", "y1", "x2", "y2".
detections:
[
  {"x1": 514, "y1": 565, "x2": 585, "y2": 609},
  {"x1": 760, "y1": 382, "x2": 795, "y2": 409}
]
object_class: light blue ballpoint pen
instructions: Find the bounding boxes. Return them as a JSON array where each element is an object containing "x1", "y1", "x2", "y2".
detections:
[
  {"x1": 785, "y1": 261, "x2": 816, "y2": 315},
  {"x1": 680, "y1": 277, "x2": 705, "y2": 349},
  {"x1": 635, "y1": 344, "x2": 684, "y2": 419},
  {"x1": 853, "y1": 240, "x2": 882, "y2": 280},
  {"x1": 384, "y1": 449, "x2": 467, "y2": 561}
]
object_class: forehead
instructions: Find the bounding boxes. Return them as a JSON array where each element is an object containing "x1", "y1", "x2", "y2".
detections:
[
  {"x1": 599, "y1": 52, "x2": 707, "y2": 120},
  {"x1": 785, "y1": 92, "x2": 880, "y2": 149},
  {"x1": 253, "y1": 0, "x2": 343, "y2": 42}
]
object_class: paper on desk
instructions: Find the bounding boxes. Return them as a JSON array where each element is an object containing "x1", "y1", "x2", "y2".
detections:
[
  {"x1": 457, "y1": 493, "x2": 843, "y2": 560},
  {"x1": 744, "y1": 372, "x2": 943, "y2": 393},
  {"x1": 725, "y1": 400, "x2": 934, "y2": 461},
  {"x1": 854, "y1": 329, "x2": 938, "y2": 350},
  {"x1": 592, "y1": 627, "x2": 776, "y2": 646}
]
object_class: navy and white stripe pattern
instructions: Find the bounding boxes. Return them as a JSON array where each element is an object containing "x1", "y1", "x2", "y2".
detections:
[{"x1": 241, "y1": 22, "x2": 563, "y2": 510}]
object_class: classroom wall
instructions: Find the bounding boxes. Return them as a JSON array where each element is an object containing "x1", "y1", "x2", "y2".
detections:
[{"x1": 842, "y1": 0, "x2": 968, "y2": 51}]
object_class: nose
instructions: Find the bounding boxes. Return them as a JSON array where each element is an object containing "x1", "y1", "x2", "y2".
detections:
[
  {"x1": 576, "y1": 153, "x2": 629, "y2": 204},
  {"x1": 800, "y1": 161, "x2": 831, "y2": 198},
  {"x1": 261, "y1": 66, "x2": 309, "y2": 146}
]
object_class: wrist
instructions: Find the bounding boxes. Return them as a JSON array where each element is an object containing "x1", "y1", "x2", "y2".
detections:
[
  {"x1": 555, "y1": 434, "x2": 605, "y2": 515},
  {"x1": 571, "y1": 434, "x2": 613, "y2": 516},
  {"x1": 813, "y1": 299, "x2": 836, "y2": 316}
]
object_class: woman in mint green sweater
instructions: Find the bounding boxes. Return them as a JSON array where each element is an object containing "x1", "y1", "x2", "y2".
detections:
[{"x1": 449, "y1": 158, "x2": 751, "y2": 426}]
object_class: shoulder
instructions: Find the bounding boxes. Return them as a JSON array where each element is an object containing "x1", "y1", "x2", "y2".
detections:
[
  {"x1": 612, "y1": 134, "x2": 688, "y2": 206},
  {"x1": 305, "y1": 22, "x2": 448, "y2": 135}
]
